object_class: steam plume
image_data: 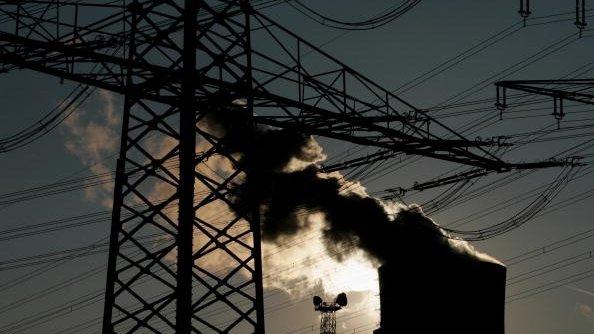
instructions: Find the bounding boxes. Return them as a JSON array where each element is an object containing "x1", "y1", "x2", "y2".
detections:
[
  {"x1": 207, "y1": 106, "x2": 500, "y2": 266},
  {"x1": 62, "y1": 90, "x2": 119, "y2": 208}
]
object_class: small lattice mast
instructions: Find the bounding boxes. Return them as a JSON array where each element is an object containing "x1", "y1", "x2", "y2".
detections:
[{"x1": 313, "y1": 293, "x2": 348, "y2": 334}]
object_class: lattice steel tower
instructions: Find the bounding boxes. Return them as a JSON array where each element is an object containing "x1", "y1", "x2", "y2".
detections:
[
  {"x1": 320, "y1": 311, "x2": 337, "y2": 334},
  {"x1": 313, "y1": 293, "x2": 347, "y2": 334},
  {"x1": 0, "y1": 0, "x2": 574, "y2": 333}
]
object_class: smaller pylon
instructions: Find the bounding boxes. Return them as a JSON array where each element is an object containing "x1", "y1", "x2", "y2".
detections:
[{"x1": 313, "y1": 293, "x2": 348, "y2": 334}]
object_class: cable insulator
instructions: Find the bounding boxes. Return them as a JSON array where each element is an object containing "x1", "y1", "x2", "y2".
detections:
[
  {"x1": 553, "y1": 96, "x2": 565, "y2": 129},
  {"x1": 519, "y1": 0, "x2": 532, "y2": 27},
  {"x1": 575, "y1": 0, "x2": 587, "y2": 37},
  {"x1": 495, "y1": 86, "x2": 507, "y2": 119}
]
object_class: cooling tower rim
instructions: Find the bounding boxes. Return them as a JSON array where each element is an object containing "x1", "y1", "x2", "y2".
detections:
[{"x1": 378, "y1": 255, "x2": 507, "y2": 272}]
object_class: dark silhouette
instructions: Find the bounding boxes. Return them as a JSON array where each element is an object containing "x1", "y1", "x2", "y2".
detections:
[
  {"x1": 213, "y1": 108, "x2": 508, "y2": 334},
  {"x1": 374, "y1": 255, "x2": 506, "y2": 334},
  {"x1": 0, "y1": 2, "x2": 565, "y2": 332}
]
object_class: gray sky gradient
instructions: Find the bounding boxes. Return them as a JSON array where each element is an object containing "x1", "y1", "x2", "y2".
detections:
[{"x1": 0, "y1": 1, "x2": 593, "y2": 333}]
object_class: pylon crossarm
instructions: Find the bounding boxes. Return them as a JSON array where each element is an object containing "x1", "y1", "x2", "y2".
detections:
[
  {"x1": 496, "y1": 79, "x2": 594, "y2": 106},
  {"x1": 383, "y1": 158, "x2": 574, "y2": 196},
  {"x1": 0, "y1": 27, "x2": 509, "y2": 170},
  {"x1": 0, "y1": 1, "x2": 515, "y2": 170},
  {"x1": 247, "y1": 10, "x2": 507, "y2": 161}
]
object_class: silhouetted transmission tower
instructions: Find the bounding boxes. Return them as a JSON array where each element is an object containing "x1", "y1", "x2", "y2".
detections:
[
  {"x1": 0, "y1": 0, "x2": 573, "y2": 333},
  {"x1": 313, "y1": 293, "x2": 348, "y2": 334}
]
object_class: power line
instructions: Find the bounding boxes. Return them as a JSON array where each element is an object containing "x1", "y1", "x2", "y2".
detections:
[
  {"x1": 507, "y1": 249, "x2": 594, "y2": 286},
  {"x1": 394, "y1": 10, "x2": 594, "y2": 95},
  {"x1": 287, "y1": 0, "x2": 421, "y2": 31},
  {"x1": 506, "y1": 266, "x2": 594, "y2": 304},
  {"x1": 505, "y1": 227, "x2": 594, "y2": 266}
]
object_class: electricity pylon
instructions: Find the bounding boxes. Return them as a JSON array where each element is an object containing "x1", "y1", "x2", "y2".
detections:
[{"x1": 0, "y1": 1, "x2": 570, "y2": 333}]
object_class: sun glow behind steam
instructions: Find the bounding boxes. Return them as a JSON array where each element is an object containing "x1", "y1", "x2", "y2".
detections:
[{"x1": 263, "y1": 213, "x2": 380, "y2": 323}]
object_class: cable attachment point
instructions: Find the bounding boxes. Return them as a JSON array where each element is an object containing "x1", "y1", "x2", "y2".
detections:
[
  {"x1": 575, "y1": 0, "x2": 587, "y2": 37},
  {"x1": 519, "y1": 0, "x2": 532, "y2": 27},
  {"x1": 382, "y1": 186, "x2": 407, "y2": 200},
  {"x1": 553, "y1": 95, "x2": 565, "y2": 129},
  {"x1": 495, "y1": 85, "x2": 507, "y2": 119},
  {"x1": 563, "y1": 156, "x2": 585, "y2": 167},
  {"x1": 491, "y1": 136, "x2": 512, "y2": 147}
]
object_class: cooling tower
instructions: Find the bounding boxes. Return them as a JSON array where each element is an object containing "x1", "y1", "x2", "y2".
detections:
[{"x1": 373, "y1": 253, "x2": 506, "y2": 334}]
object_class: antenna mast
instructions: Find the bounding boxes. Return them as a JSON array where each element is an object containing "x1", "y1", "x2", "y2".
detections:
[{"x1": 313, "y1": 293, "x2": 348, "y2": 334}]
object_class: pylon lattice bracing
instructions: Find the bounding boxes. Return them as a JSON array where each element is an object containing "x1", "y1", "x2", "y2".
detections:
[{"x1": 0, "y1": 1, "x2": 574, "y2": 332}]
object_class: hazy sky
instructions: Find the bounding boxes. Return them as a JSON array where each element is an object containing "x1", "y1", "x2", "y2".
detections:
[{"x1": 0, "y1": 1, "x2": 594, "y2": 333}]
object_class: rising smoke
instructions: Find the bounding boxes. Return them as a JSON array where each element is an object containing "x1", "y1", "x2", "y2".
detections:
[
  {"x1": 205, "y1": 105, "x2": 499, "y2": 266},
  {"x1": 62, "y1": 90, "x2": 119, "y2": 208}
]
